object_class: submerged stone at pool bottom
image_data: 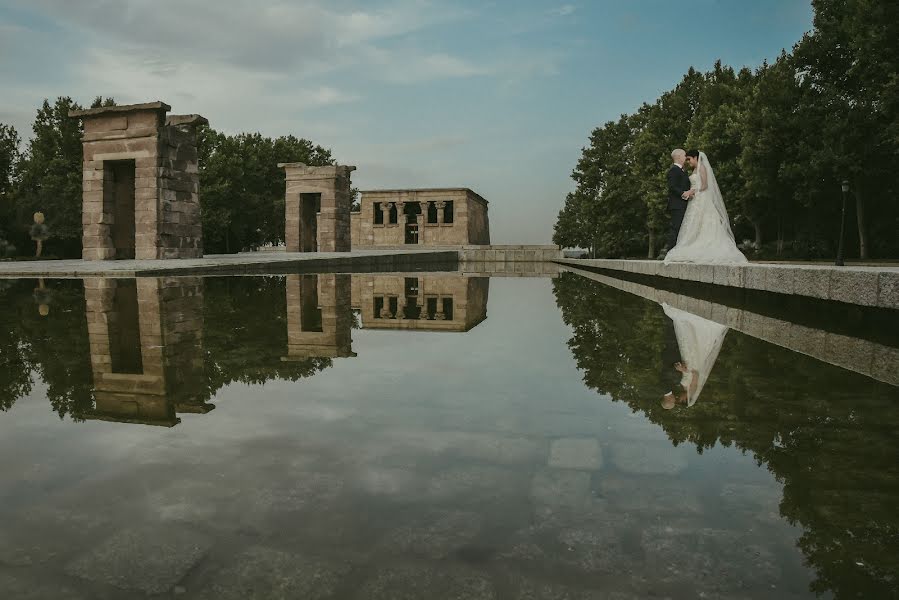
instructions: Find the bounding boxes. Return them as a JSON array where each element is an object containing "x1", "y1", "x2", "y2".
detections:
[{"x1": 0, "y1": 273, "x2": 896, "y2": 599}]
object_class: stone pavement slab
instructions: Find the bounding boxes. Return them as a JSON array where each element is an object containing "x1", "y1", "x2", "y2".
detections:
[
  {"x1": 64, "y1": 525, "x2": 212, "y2": 594},
  {"x1": 193, "y1": 546, "x2": 350, "y2": 600},
  {"x1": 548, "y1": 438, "x2": 603, "y2": 470}
]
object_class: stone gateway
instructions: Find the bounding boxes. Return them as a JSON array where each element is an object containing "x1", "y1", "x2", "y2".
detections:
[
  {"x1": 280, "y1": 163, "x2": 356, "y2": 253},
  {"x1": 69, "y1": 101, "x2": 206, "y2": 260}
]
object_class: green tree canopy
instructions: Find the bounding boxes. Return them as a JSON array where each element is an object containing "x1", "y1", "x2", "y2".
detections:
[{"x1": 554, "y1": 0, "x2": 899, "y2": 259}]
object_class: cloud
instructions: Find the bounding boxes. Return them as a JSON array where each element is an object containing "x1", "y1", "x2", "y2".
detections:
[
  {"x1": 550, "y1": 4, "x2": 576, "y2": 17},
  {"x1": 362, "y1": 47, "x2": 490, "y2": 83},
  {"x1": 14, "y1": 0, "x2": 475, "y2": 77},
  {"x1": 70, "y1": 47, "x2": 359, "y2": 135}
]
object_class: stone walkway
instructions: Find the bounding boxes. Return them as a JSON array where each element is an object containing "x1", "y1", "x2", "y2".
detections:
[
  {"x1": 0, "y1": 249, "x2": 458, "y2": 278},
  {"x1": 555, "y1": 258, "x2": 899, "y2": 310},
  {"x1": 0, "y1": 246, "x2": 565, "y2": 278}
]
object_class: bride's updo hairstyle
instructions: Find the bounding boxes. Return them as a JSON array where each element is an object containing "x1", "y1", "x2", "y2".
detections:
[{"x1": 686, "y1": 149, "x2": 700, "y2": 160}]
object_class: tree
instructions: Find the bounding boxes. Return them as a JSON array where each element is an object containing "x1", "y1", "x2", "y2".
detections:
[
  {"x1": 0, "y1": 124, "x2": 20, "y2": 246},
  {"x1": 90, "y1": 96, "x2": 117, "y2": 108},
  {"x1": 198, "y1": 128, "x2": 335, "y2": 253},
  {"x1": 794, "y1": 0, "x2": 899, "y2": 259},
  {"x1": 13, "y1": 97, "x2": 85, "y2": 257}
]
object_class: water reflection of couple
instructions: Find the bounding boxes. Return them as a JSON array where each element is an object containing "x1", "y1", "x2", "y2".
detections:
[{"x1": 660, "y1": 303, "x2": 728, "y2": 410}]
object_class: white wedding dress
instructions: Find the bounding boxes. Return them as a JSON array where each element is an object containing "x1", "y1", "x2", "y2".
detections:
[
  {"x1": 661, "y1": 303, "x2": 729, "y2": 407},
  {"x1": 664, "y1": 152, "x2": 747, "y2": 264}
]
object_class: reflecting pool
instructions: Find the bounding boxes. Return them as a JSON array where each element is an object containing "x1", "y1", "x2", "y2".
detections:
[{"x1": 0, "y1": 272, "x2": 896, "y2": 599}]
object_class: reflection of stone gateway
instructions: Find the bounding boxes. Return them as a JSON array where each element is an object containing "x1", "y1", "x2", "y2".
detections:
[
  {"x1": 282, "y1": 274, "x2": 356, "y2": 360},
  {"x1": 83, "y1": 277, "x2": 211, "y2": 427},
  {"x1": 69, "y1": 102, "x2": 206, "y2": 260}
]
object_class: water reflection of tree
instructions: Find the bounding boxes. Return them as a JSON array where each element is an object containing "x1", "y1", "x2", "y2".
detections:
[
  {"x1": 0, "y1": 276, "x2": 332, "y2": 417},
  {"x1": 552, "y1": 272, "x2": 899, "y2": 599},
  {"x1": 202, "y1": 276, "x2": 332, "y2": 393},
  {"x1": 0, "y1": 279, "x2": 94, "y2": 418}
]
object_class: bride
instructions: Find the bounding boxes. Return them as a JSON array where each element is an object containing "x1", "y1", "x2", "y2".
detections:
[
  {"x1": 660, "y1": 303, "x2": 729, "y2": 409},
  {"x1": 664, "y1": 150, "x2": 747, "y2": 264}
]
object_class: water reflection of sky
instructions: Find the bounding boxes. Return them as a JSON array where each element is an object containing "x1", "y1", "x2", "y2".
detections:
[{"x1": 0, "y1": 274, "x2": 896, "y2": 599}]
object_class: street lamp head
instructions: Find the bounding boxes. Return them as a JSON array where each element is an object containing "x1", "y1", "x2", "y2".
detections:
[{"x1": 841, "y1": 180, "x2": 850, "y2": 193}]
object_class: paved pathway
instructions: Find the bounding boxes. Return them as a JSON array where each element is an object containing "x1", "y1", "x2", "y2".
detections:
[
  {"x1": 554, "y1": 258, "x2": 899, "y2": 310},
  {"x1": 0, "y1": 249, "x2": 458, "y2": 278}
]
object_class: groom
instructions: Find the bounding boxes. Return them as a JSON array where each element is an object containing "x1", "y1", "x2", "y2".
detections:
[{"x1": 661, "y1": 149, "x2": 695, "y2": 257}]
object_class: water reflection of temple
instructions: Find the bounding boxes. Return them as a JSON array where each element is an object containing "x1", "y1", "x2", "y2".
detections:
[
  {"x1": 351, "y1": 275, "x2": 489, "y2": 332},
  {"x1": 83, "y1": 277, "x2": 212, "y2": 427}
]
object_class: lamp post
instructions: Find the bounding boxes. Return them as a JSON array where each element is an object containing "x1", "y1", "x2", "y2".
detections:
[{"x1": 835, "y1": 180, "x2": 849, "y2": 266}]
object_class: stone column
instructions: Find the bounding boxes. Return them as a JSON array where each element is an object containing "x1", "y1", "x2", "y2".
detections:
[
  {"x1": 379, "y1": 297, "x2": 392, "y2": 319},
  {"x1": 380, "y1": 203, "x2": 391, "y2": 226},
  {"x1": 418, "y1": 202, "x2": 428, "y2": 244},
  {"x1": 395, "y1": 201, "x2": 405, "y2": 227},
  {"x1": 436, "y1": 201, "x2": 445, "y2": 225}
]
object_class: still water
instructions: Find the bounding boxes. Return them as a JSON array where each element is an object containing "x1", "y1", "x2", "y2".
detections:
[{"x1": 0, "y1": 272, "x2": 896, "y2": 599}]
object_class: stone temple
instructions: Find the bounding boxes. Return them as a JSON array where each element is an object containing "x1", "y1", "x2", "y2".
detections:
[
  {"x1": 70, "y1": 101, "x2": 206, "y2": 260},
  {"x1": 351, "y1": 188, "x2": 490, "y2": 248}
]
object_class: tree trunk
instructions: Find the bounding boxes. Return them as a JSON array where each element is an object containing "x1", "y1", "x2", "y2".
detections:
[
  {"x1": 647, "y1": 227, "x2": 656, "y2": 259},
  {"x1": 35, "y1": 239, "x2": 42, "y2": 258},
  {"x1": 855, "y1": 188, "x2": 868, "y2": 260},
  {"x1": 776, "y1": 216, "x2": 784, "y2": 256},
  {"x1": 753, "y1": 221, "x2": 762, "y2": 247}
]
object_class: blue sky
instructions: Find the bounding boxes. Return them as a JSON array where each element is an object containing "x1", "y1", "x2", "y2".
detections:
[{"x1": 0, "y1": 1, "x2": 813, "y2": 243}]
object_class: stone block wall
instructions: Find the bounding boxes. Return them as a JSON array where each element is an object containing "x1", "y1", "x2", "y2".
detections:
[
  {"x1": 466, "y1": 192, "x2": 490, "y2": 245},
  {"x1": 158, "y1": 121, "x2": 204, "y2": 259},
  {"x1": 70, "y1": 102, "x2": 206, "y2": 260},
  {"x1": 281, "y1": 163, "x2": 356, "y2": 252}
]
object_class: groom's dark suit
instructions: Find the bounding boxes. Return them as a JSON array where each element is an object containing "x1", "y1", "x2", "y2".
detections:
[
  {"x1": 660, "y1": 315, "x2": 683, "y2": 394},
  {"x1": 666, "y1": 164, "x2": 691, "y2": 250}
]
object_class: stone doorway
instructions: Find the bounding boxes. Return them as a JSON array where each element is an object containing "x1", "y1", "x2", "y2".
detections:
[
  {"x1": 104, "y1": 160, "x2": 136, "y2": 259},
  {"x1": 404, "y1": 203, "x2": 421, "y2": 245},
  {"x1": 300, "y1": 193, "x2": 321, "y2": 252}
]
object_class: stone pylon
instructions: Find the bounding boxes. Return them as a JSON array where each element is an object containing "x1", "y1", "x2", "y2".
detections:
[
  {"x1": 69, "y1": 101, "x2": 206, "y2": 260},
  {"x1": 279, "y1": 163, "x2": 356, "y2": 252}
]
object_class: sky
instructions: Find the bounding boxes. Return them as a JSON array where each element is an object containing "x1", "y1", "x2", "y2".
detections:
[{"x1": 0, "y1": 0, "x2": 813, "y2": 243}]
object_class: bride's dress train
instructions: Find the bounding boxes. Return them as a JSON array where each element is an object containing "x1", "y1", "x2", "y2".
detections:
[{"x1": 664, "y1": 152, "x2": 747, "y2": 265}]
